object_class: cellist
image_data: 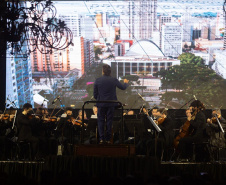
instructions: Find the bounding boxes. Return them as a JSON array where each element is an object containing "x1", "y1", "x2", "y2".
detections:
[{"x1": 174, "y1": 100, "x2": 206, "y2": 161}]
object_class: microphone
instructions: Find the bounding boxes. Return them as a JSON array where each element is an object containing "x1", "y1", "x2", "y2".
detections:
[
  {"x1": 52, "y1": 96, "x2": 60, "y2": 104},
  {"x1": 138, "y1": 93, "x2": 145, "y2": 101},
  {"x1": 193, "y1": 95, "x2": 197, "y2": 100}
]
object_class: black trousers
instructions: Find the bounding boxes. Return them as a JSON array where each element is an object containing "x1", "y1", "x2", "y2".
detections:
[{"x1": 177, "y1": 134, "x2": 203, "y2": 159}]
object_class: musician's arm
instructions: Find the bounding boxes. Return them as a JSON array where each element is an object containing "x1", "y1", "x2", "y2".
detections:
[{"x1": 190, "y1": 112, "x2": 205, "y2": 128}]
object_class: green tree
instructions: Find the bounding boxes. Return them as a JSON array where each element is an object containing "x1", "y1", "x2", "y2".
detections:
[
  {"x1": 178, "y1": 53, "x2": 205, "y2": 65},
  {"x1": 94, "y1": 46, "x2": 102, "y2": 60},
  {"x1": 156, "y1": 53, "x2": 226, "y2": 108}
]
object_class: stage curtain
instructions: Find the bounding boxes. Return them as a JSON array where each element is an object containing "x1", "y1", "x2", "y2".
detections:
[{"x1": 44, "y1": 156, "x2": 160, "y2": 179}]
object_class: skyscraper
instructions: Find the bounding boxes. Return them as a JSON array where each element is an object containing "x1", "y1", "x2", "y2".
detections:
[
  {"x1": 161, "y1": 23, "x2": 183, "y2": 57},
  {"x1": 6, "y1": 51, "x2": 34, "y2": 108},
  {"x1": 84, "y1": 39, "x2": 94, "y2": 73},
  {"x1": 138, "y1": 0, "x2": 157, "y2": 39},
  {"x1": 120, "y1": 0, "x2": 157, "y2": 40}
]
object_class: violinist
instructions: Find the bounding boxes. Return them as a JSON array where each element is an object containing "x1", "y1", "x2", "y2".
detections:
[
  {"x1": 146, "y1": 108, "x2": 174, "y2": 160},
  {"x1": 175, "y1": 100, "x2": 206, "y2": 161},
  {"x1": 140, "y1": 106, "x2": 159, "y2": 140},
  {"x1": 0, "y1": 110, "x2": 7, "y2": 160},
  {"x1": 207, "y1": 109, "x2": 226, "y2": 125},
  {"x1": 17, "y1": 103, "x2": 40, "y2": 160},
  {"x1": 151, "y1": 106, "x2": 159, "y2": 121},
  {"x1": 0, "y1": 107, "x2": 18, "y2": 160},
  {"x1": 76, "y1": 109, "x2": 90, "y2": 142},
  {"x1": 57, "y1": 107, "x2": 78, "y2": 154},
  {"x1": 33, "y1": 107, "x2": 57, "y2": 157},
  {"x1": 206, "y1": 109, "x2": 226, "y2": 150}
]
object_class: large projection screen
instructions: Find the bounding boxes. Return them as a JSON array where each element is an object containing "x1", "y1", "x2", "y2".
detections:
[{"x1": 5, "y1": 0, "x2": 226, "y2": 109}]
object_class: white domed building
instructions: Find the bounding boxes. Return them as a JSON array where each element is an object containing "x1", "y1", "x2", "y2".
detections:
[{"x1": 103, "y1": 39, "x2": 180, "y2": 78}]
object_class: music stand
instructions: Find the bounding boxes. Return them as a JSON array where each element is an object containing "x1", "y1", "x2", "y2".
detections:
[
  {"x1": 146, "y1": 116, "x2": 162, "y2": 133},
  {"x1": 144, "y1": 115, "x2": 162, "y2": 158},
  {"x1": 215, "y1": 115, "x2": 225, "y2": 133},
  {"x1": 124, "y1": 115, "x2": 145, "y2": 144}
]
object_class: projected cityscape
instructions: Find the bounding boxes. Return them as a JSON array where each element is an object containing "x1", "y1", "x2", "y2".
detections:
[{"x1": 5, "y1": 0, "x2": 226, "y2": 109}]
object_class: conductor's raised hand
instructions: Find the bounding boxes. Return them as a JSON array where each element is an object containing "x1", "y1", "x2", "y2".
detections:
[{"x1": 124, "y1": 79, "x2": 129, "y2": 83}]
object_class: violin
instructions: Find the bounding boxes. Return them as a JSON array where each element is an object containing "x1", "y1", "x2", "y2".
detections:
[
  {"x1": 0, "y1": 114, "x2": 10, "y2": 123},
  {"x1": 49, "y1": 117, "x2": 58, "y2": 122},
  {"x1": 3, "y1": 114, "x2": 10, "y2": 120},
  {"x1": 27, "y1": 112, "x2": 40, "y2": 120},
  {"x1": 42, "y1": 115, "x2": 58, "y2": 123},
  {"x1": 67, "y1": 116, "x2": 82, "y2": 126},
  {"x1": 1, "y1": 114, "x2": 15, "y2": 122},
  {"x1": 156, "y1": 117, "x2": 166, "y2": 125},
  {"x1": 72, "y1": 119, "x2": 82, "y2": 126},
  {"x1": 207, "y1": 114, "x2": 221, "y2": 124}
]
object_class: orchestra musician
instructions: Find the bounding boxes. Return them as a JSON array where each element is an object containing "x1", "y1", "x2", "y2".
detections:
[
  {"x1": 34, "y1": 107, "x2": 58, "y2": 156},
  {"x1": 57, "y1": 107, "x2": 79, "y2": 154},
  {"x1": 207, "y1": 108, "x2": 226, "y2": 125},
  {"x1": 77, "y1": 109, "x2": 88, "y2": 122},
  {"x1": 155, "y1": 108, "x2": 174, "y2": 148},
  {"x1": 150, "y1": 106, "x2": 159, "y2": 121},
  {"x1": 141, "y1": 106, "x2": 159, "y2": 139},
  {"x1": 174, "y1": 100, "x2": 206, "y2": 161},
  {"x1": 92, "y1": 105, "x2": 98, "y2": 117},
  {"x1": 123, "y1": 109, "x2": 135, "y2": 116},
  {"x1": 17, "y1": 103, "x2": 40, "y2": 160},
  {"x1": 146, "y1": 108, "x2": 174, "y2": 160},
  {"x1": 206, "y1": 108, "x2": 226, "y2": 152}
]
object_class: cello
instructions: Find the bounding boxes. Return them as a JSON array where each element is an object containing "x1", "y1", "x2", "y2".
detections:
[{"x1": 173, "y1": 108, "x2": 198, "y2": 149}]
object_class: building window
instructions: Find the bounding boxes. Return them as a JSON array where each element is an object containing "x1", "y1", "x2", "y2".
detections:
[
  {"x1": 118, "y1": 62, "x2": 124, "y2": 77},
  {"x1": 125, "y1": 63, "x2": 130, "y2": 75},
  {"x1": 132, "y1": 63, "x2": 137, "y2": 74},
  {"x1": 139, "y1": 63, "x2": 144, "y2": 73},
  {"x1": 153, "y1": 63, "x2": 158, "y2": 73}
]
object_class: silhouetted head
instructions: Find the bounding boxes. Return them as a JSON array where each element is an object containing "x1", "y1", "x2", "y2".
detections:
[{"x1": 102, "y1": 64, "x2": 111, "y2": 76}]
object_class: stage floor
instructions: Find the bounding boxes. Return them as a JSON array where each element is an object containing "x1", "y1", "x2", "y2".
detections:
[{"x1": 0, "y1": 157, "x2": 226, "y2": 184}]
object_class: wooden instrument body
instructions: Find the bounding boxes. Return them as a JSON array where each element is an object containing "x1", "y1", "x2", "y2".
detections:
[{"x1": 173, "y1": 120, "x2": 191, "y2": 148}]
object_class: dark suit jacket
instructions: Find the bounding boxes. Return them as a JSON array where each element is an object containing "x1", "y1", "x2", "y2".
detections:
[
  {"x1": 190, "y1": 110, "x2": 206, "y2": 138},
  {"x1": 17, "y1": 113, "x2": 37, "y2": 141},
  {"x1": 93, "y1": 75, "x2": 128, "y2": 107},
  {"x1": 158, "y1": 117, "x2": 175, "y2": 148}
]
